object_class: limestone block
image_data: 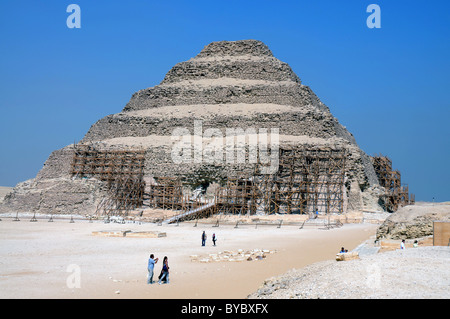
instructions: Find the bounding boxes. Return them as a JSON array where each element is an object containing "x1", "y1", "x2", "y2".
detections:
[{"x1": 336, "y1": 251, "x2": 359, "y2": 261}]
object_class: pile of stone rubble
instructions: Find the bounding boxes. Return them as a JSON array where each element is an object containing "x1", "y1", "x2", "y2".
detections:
[{"x1": 190, "y1": 248, "x2": 276, "y2": 263}]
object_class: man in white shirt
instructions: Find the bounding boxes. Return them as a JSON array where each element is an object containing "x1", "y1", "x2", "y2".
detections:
[{"x1": 400, "y1": 239, "x2": 406, "y2": 250}]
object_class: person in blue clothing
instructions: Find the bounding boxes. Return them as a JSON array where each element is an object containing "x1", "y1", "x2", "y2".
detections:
[
  {"x1": 158, "y1": 256, "x2": 170, "y2": 284},
  {"x1": 147, "y1": 254, "x2": 159, "y2": 284},
  {"x1": 202, "y1": 231, "x2": 207, "y2": 246}
]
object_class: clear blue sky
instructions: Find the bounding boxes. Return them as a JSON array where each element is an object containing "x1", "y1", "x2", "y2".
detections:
[{"x1": 0, "y1": 1, "x2": 449, "y2": 201}]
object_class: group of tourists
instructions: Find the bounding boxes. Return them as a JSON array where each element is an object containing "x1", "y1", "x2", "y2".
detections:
[
  {"x1": 202, "y1": 231, "x2": 217, "y2": 246},
  {"x1": 147, "y1": 231, "x2": 219, "y2": 285},
  {"x1": 147, "y1": 254, "x2": 169, "y2": 285}
]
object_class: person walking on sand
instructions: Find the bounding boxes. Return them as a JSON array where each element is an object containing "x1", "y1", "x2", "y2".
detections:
[
  {"x1": 202, "y1": 231, "x2": 207, "y2": 246},
  {"x1": 147, "y1": 254, "x2": 159, "y2": 284},
  {"x1": 212, "y1": 233, "x2": 217, "y2": 246},
  {"x1": 400, "y1": 239, "x2": 406, "y2": 250},
  {"x1": 158, "y1": 256, "x2": 170, "y2": 284}
]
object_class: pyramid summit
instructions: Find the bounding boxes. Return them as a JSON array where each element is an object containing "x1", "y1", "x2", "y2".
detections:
[
  {"x1": 122, "y1": 39, "x2": 302, "y2": 112},
  {"x1": 196, "y1": 39, "x2": 275, "y2": 58},
  {"x1": 1, "y1": 40, "x2": 388, "y2": 217}
]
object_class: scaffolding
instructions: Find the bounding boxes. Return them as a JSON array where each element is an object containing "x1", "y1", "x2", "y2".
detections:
[
  {"x1": 215, "y1": 176, "x2": 259, "y2": 215},
  {"x1": 69, "y1": 143, "x2": 354, "y2": 220},
  {"x1": 147, "y1": 177, "x2": 185, "y2": 210},
  {"x1": 71, "y1": 143, "x2": 146, "y2": 216},
  {"x1": 146, "y1": 176, "x2": 216, "y2": 219},
  {"x1": 215, "y1": 147, "x2": 347, "y2": 216},
  {"x1": 371, "y1": 154, "x2": 414, "y2": 212}
]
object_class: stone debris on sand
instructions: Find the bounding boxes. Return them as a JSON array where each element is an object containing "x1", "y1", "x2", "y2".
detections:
[{"x1": 191, "y1": 248, "x2": 276, "y2": 263}]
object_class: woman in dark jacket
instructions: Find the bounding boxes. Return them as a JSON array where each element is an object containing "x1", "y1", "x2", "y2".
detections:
[{"x1": 158, "y1": 256, "x2": 170, "y2": 284}]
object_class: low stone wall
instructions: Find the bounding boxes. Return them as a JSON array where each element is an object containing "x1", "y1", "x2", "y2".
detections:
[{"x1": 92, "y1": 230, "x2": 166, "y2": 238}]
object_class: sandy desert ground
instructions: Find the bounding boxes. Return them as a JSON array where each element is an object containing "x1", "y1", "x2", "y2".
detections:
[
  {"x1": 0, "y1": 214, "x2": 378, "y2": 299},
  {"x1": 249, "y1": 246, "x2": 450, "y2": 299}
]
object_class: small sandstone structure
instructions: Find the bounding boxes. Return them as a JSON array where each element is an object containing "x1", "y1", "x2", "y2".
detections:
[{"x1": 335, "y1": 251, "x2": 359, "y2": 261}]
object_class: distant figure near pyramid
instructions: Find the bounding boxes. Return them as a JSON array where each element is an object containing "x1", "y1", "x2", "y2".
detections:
[{"x1": 1, "y1": 40, "x2": 398, "y2": 217}]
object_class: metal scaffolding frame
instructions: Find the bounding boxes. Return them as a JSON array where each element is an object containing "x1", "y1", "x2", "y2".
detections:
[
  {"x1": 147, "y1": 176, "x2": 185, "y2": 210},
  {"x1": 68, "y1": 143, "x2": 378, "y2": 220},
  {"x1": 371, "y1": 154, "x2": 414, "y2": 212},
  {"x1": 71, "y1": 143, "x2": 146, "y2": 216},
  {"x1": 215, "y1": 147, "x2": 347, "y2": 216}
]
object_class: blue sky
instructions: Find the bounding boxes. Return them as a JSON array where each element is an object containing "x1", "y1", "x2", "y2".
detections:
[{"x1": 0, "y1": 1, "x2": 449, "y2": 201}]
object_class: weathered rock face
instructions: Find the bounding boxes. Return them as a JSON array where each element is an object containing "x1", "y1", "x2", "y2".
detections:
[
  {"x1": 1, "y1": 176, "x2": 107, "y2": 215},
  {"x1": 0, "y1": 40, "x2": 383, "y2": 215},
  {"x1": 376, "y1": 202, "x2": 450, "y2": 240}
]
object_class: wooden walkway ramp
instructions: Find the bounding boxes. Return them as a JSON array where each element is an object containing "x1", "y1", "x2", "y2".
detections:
[{"x1": 163, "y1": 201, "x2": 216, "y2": 224}]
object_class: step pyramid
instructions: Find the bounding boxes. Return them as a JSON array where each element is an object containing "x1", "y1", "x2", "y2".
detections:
[{"x1": 0, "y1": 40, "x2": 383, "y2": 215}]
